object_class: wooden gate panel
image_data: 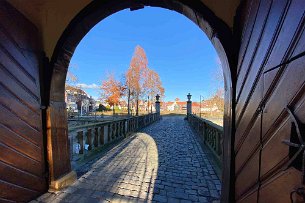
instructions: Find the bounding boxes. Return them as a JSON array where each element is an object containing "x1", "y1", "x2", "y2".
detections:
[
  {"x1": 0, "y1": 125, "x2": 41, "y2": 161},
  {"x1": 260, "y1": 120, "x2": 291, "y2": 178},
  {"x1": 291, "y1": 28, "x2": 305, "y2": 59},
  {"x1": 235, "y1": 151, "x2": 260, "y2": 199},
  {"x1": 262, "y1": 56, "x2": 305, "y2": 137},
  {"x1": 0, "y1": 104, "x2": 41, "y2": 145},
  {"x1": 261, "y1": 64, "x2": 305, "y2": 192},
  {"x1": 236, "y1": 0, "x2": 272, "y2": 96},
  {"x1": 0, "y1": 161, "x2": 45, "y2": 193},
  {"x1": 259, "y1": 168, "x2": 303, "y2": 203},
  {"x1": 0, "y1": 143, "x2": 43, "y2": 176},
  {"x1": 235, "y1": 0, "x2": 288, "y2": 151},
  {"x1": 236, "y1": 0, "x2": 287, "y2": 121},
  {"x1": 263, "y1": 0, "x2": 305, "y2": 72},
  {"x1": 0, "y1": 1, "x2": 47, "y2": 202},
  {"x1": 235, "y1": 0, "x2": 305, "y2": 201},
  {"x1": 0, "y1": 180, "x2": 40, "y2": 203},
  {"x1": 235, "y1": 115, "x2": 261, "y2": 173},
  {"x1": 237, "y1": 0, "x2": 260, "y2": 71},
  {"x1": 237, "y1": 190, "x2": 258, "y2": 203},
  {"x1": 0, "y1": 11, "x2": 40, "y2": 84},
  {"x1": 235, "y1": 77, "x2": 263, "y2": 151},
  {"x1": 0, "y1": 47, "x2": 39, "y2": 100},
  {"x1": 0, "y1": 75, "x2": 40, "y2": 119},
  {"x1": 262, "y1": 2, "x2": 305, "y2": 100}
]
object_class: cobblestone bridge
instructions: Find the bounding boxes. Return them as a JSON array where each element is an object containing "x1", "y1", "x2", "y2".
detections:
[{"x1": 33, "y1": 116, "x2": 221, "y2": 203}]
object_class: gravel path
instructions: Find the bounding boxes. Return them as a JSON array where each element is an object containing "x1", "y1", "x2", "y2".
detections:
[{"x1": 33, "y1": 116, "x2": 221, "y2": 203}]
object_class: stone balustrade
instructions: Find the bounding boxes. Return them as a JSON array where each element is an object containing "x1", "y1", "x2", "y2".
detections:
[
  {"x1": 69, "y1": 113, "x2": 160, "y2": 163},
  {"x1": 188, "y1": 114, "x2": 223, "y2": 167}
]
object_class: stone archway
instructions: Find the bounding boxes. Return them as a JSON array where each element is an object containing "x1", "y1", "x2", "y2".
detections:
[{"x1": 47, "y1": 1, "x2": 237, "y2": 202}]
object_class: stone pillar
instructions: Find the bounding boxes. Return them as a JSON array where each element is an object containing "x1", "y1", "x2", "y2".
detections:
[
  {"x1": 187, "y1": 93, "x2": 192, "y2": 119},
  {"x1": 155, "y1": 94, "x2": 161, "y2": 117},
  {"x1": 155, "y1": 102, "x2": 160, "y2": 115}
]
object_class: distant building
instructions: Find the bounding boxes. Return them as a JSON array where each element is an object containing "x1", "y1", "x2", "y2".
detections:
[
  {"x1": 200, "y1": 103, "x2": 219, "y2": 112},
  {"x1": 161, "y1": 96, "x2": 222, "y2": 114},
  {"x1": 65, "y1": 85, "x2": 96, "y2": 115},
  {"x1": 162, "y1": 101, "x2": 187, "y2": 112},
  {"x1": 119, "y1": 100, "x2": 128, "y2": 110}
]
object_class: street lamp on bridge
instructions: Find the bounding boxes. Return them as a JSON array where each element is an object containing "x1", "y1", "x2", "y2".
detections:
[
  {"x1": 187, "y1": 93, "x2": 192, "y2": 101},
  {"x1": 200, "y1": 95, "x2": 204, "y2": 118},
  {"x1": 155, "y1": 94, "x2": 160, "y2": 116}
]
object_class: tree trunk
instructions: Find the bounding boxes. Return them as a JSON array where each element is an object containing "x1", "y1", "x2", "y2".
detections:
[
  {"x1": 136, "y1": 98, "x2": 139, "y2": 116},
  {"x1": 147, "y1": 95, "x2": 149, "y2": 114},
  {"x1": 113, "y1": 105, "x2": 115, "y2": 115},
  {"x1": 127, "y1": 89, "x2": 130, "y2": 116},
  {"x1": 151, "y1": 98, "x2": 153, "y2": 113}
]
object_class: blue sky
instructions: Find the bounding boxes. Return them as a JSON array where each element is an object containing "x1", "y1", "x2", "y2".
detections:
[{"x1": 69, "y1": 7, "x2": 223, "y2": 102}]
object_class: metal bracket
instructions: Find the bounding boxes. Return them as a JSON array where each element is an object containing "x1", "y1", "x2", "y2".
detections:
[
  {"x1": 290, "y1": 187, "x2": 305, "y2": 203},
  {"x1": 282, "y1": 106, "x2": 305, "y2": 184}
]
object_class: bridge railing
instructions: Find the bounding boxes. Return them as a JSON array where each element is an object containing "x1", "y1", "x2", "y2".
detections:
[
  {"x1": 69, "y1": 113, "x2": 160, "y2": 163},
  {"x1": 188, "y1": 114, "x2": 223, "y2": 166}
]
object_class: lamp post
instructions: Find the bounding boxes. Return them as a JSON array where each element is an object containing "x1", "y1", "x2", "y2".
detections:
[
  {"x1": 187, "y1": 93, "x2": 192, "y2": 101},
  {"x1": 199, "y1": 95, "x2": 204, "y2": 118},
  {"x1": 187, "y1": 93, "x2": 192, "y2": 119},
  {"x1": 155, "y1": 94, "x2": 160, "y2": 117}
]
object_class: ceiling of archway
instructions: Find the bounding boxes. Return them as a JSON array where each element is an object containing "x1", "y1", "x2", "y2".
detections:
[{"x1": 9, "y1": 0, "x2": 240, "y2": 58}]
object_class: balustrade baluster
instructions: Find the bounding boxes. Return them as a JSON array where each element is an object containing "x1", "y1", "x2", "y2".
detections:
[
  {"x1": 127, "y1": 120, "x2": 129, "y2": 133},
  {"x1": 120, "y1": 122, "x2": 123, "y2": 136},
  {"x1": 214, "y1": 130, "x2": 217, "y2": 153},
  {"x1": 129, "y1": 119, "x2": 133, "y2": 132},
  {"x1": 114, "y1": 122, "x2": 117, "y2": 138},
  {"x1": 121, "y1": 121, "x2": 124, "y2": 137},
  {"x1": 86, "y1": 129, "x2": 92, "y2": 150},
  {"x1": 94, "y1": 127, "x2": 98, "y2": 147},
  {"x1": 117, "y1": 122, "x2": 120, "y2": 137},
  {"x1": 113, "y1": 123, "x2": 115, "y2": 139},
  {"x1": 108, "y1": 124, "x2": 111, "y2": 142},
  {"x1": 100, "y1": 126, "x2": 104, "y2": 145},
  {"x1": 118, "y1": 122, "x2": 121, "y2": 137},
  {"x1": 124, "y1": 120, "x2": 127, "y2": 136},
  {"x1": 116, "y1": 122, "x2": 120, "y2": 137},
  {"x1": 113, "y1": 123, "x2": 116, "y2": 139},
  {"x1": 188, "y1": 115, "x2": 223, "y2": 165},
  {"x1": 77, "y1": 131, "x2": 84, "y2": 154},
  {"x1": 69, "y1": 115, "x2": 159, "y2": 164}
]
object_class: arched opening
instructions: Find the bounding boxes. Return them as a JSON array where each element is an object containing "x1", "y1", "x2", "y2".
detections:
[{"x1": 47, "y1": 1, "x2": 236, "y2": 202}]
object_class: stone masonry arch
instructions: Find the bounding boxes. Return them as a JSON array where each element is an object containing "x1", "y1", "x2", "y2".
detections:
[{"x1": 47, "y1": 1, "x2": 237, "y2": 202}]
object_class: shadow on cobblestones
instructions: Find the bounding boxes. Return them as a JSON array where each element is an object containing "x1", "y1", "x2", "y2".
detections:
[
  {"x1": 33, "y1": 116, "x2": 221, "y2": 203},
  {"x1": 146, "y1": 116, "x2": 221, "y2": 203},
  {"x1": 74, "y1": 136, "x2": 136, "y2": 177}
]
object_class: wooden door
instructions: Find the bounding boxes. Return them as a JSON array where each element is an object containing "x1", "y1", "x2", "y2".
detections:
[
  {"x1": 235, "y1": 0, "x2": 305, "y2": 202},
  {"x1": 0, "y1": 1, "x2": 47, "y2": 202}
]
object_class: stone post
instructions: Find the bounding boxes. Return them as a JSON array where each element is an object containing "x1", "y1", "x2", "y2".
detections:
[
  {"x1": 187, "y1": 93, "x2": 192, "y2": 119},
  {"x1": 155, "y1": 94, "x2": 161, "y2": 118}
]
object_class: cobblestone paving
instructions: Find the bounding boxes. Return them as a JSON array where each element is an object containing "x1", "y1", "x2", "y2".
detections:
[{"x1": 33, "y1": 116, "x2": 221, "y2": 203}]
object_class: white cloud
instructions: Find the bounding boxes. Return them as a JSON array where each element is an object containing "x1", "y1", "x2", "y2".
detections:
[{"x1": 76, "y1": 83, "x2": 99, "y2": 89}]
